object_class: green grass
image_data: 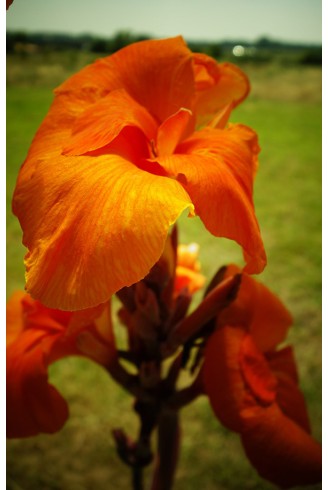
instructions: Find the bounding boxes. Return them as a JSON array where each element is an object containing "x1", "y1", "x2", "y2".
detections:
[{"x1": 6, "y1": 57, "x2": 322, "y2": 490}]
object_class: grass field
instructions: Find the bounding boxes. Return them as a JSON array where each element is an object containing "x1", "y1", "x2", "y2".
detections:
[{"x1": 6, "y1": 52, "x2": 322, "y2": 490}]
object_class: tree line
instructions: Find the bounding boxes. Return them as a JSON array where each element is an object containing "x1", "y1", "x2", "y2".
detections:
[{"x1": 6, "y1": 30, "x2": 322, "y2": 65}]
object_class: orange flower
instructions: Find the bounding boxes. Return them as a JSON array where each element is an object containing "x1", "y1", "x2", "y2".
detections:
[
  {"x1": 203, "y1": 266, "x2": 321, "y2": 487},
  {"x1": 6, "y1": 291, "x2": 114, "y2": 438},
  {"x1": 174, "y1": 243, "x2": 205, "y2": 295},
  {"x1": 13, "y1": 36, "x2": 266, "y2": 311}
]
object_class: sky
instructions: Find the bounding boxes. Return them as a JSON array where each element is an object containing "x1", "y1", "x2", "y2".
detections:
[{"x1": 6, "y1": 0, "x2": 322, "y2": 45}]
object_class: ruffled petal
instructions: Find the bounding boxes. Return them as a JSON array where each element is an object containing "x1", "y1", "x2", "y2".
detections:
[
  {"x1": 13, "y1": 153, "x2": 193, "y2": 310},
  {"x1": 240, "y1": 334, "x2": 277, "y2": 405},
  {"x1": 267, "y1": 347, "x2": 311, "y2": 432},
  {"x1": 241, "y1": 404, "x2": 322, "y2": 488},
  {"x1": 6, "y1": 294, "x2": 73, "y2": 438},
  {"x1": 203, "y1": 325, "x2": 249, "y2": 432},
  {"x1": 22, "y1": 39, "x2": 194, "y2": 163},
  {"x1": 6, "y1": 293, "x2": 112, "y2": 438},
  {"x1": 155, "y1": 125, "x2": 266, "y2": 274},
  {"x1": 203, "y1": 322, "x2": 321, "y2": 488},
  {"x1": 219, "y1": 265, "x2": 293, "y2": 351},
  {"x1": 63, "y1": 89, "x2": 158, "y2": 156},
  {"x1": 6, "y1": 290, "x2": 26, "y2": 346},
  {"x1": 193, "y1": 53, "x2": 250, "y2": 126},
  {"x1": 203, "y1": 325, "x2": 305, "y2": 432},
  {"x1": 7, "y1": 331, "x2": 70, "y2": 438},
  {"x1": 57, "y1": 36, "x2": 194, "y2": 123},
  {"x1": 250, "y1": 284, "x2": 293, "y2": 350}
]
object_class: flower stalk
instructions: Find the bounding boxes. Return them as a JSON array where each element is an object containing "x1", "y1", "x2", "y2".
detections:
[
  {"x1": 150, "y1": 409, "x2": 180, "y2": 490},
  {"x1": 6, "y1": 36, "x2": 321, "y2": 490}
]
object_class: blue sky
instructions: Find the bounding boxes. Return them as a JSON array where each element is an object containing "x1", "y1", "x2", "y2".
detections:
[{"x1": 6, "y1": 0, "x2": 322, "y2": 44}]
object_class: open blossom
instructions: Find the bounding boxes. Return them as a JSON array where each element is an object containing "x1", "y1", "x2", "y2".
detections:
[
  {"x1": 13, "y1": 36, "x2": 266, "y2": 311},
  {"x1": 6, "y1": 291, "x2": 114, "y2": 438},
  {"x1": 203, "y1": 265, "x2": 321, "y2": 487}
]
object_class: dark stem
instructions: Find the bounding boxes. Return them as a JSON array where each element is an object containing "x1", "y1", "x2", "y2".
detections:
[
  {"x1": 150, "y1": 409, "x2": 180, "y2": 490},
  {"x1": 167, "y1": 369, "x2": 203, "y2": 410},
  {"x1": 132, "y1": 465, "x2": 144, "y2": 490}
]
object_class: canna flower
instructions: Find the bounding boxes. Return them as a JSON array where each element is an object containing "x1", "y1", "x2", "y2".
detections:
[
  {"x1": 6, "y1": 291, "x2": 114, "y2": 438},
  {"x1": 13, "y1": 36, "x2": 266, "y2": 311},
  {"x1": 174, "y1": 243, "x2": 206, "y2": 296},
  {"x1": 203, "y1": 265, "x2": 321, "y2": 487}
]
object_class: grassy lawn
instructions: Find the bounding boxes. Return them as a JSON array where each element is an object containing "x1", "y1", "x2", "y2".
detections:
[{"x1": 6, "y1": 54, "x2": 322, "y2": 490}]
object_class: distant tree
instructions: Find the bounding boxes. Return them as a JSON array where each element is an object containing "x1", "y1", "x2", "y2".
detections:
[
  {"x1": 90, "y1": 38, "x2": 109, "y2": 53},
  {"x1": 109, "y1": 31, "x2": 134, "y2": 53},
  {"x1": 256, "y1": 36, "x2": 274, "y2": 47},
  {"x1": 299, "y1": 48, "x2": 322, "y2": 66},
  {"x1": 134, "y1": 34, "x2": 152, "y2": 43},
  {"x1": 6, "y1": 31, "x2": 27, "y2": 52},
  {"x1": 207, "y1": 43, "x2": 222, "y2": 59}
]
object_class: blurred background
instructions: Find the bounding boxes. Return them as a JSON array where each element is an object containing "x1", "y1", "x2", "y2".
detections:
[{"x1": 6, "y1": 0, "x2": 322, "y2": 489}]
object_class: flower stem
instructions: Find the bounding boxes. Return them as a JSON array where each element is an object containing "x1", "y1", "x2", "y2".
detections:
[
  {"x1": 150, "y1": 409, "x2": 180, "y2": 490},
  {"x1": 132, "y1": 465, "x2": 144, "y2": 490}
]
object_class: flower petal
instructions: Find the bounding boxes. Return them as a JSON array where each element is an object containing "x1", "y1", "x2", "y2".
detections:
[
  {"x1": 241, "y1": 404, "x2": 322, "y2": 488},
  {"x1": 6, "y1": 294, "x2": 73, "y2": 438},
  {"x1": 204, "y1": 325, "x2": 322, "y2": 488},
  {"x1": 57, "y1": 36, "x2": 194, "y2": 123},
  {"x1": 23, "y1": 39, "x2": 194, "y2": 164},
  {"x1": 6, "y1": 290, "x2": 26, "y2": 346},
  {"x1": 6, "y1": 293, "x2": 112, "y2": 438},
  {"x1": 240, "y1": 334, "x2": 277, "y2": 405},
  {"x1": 250, "y1": 282, "x2": 292, "y2": 350},
  {"x1": 207, "y1": 103, "x2": 233, "y2": 130},
  {"x1": 156, "y1": 108, "x2": 193, "y2": 157},
  {"x1": 156, "y1": 125, "x2": 266, "y2": 274},
  {"x1": 174, "y1": 242, "x2": 205, "y2": 295},
  {"x1": 219, "y1": 265, "x2": 293, "y2": 351},
  {"x1": 193, "y1": 53, "x2": 250, "y2": 126},
  {"x1": 203, "y1": 325, "x2": 249, "y2": 431},
  {"x1": 174, "y1": 265, "x2": 206, "y2": 295},
  {"x1": 13, "y1": 153, "x2": 193, "y2": 310},
  {"x1": 267, "y1": 347, "x2": 311, "y2": 432},
  {"x1": 7, "y1": 332, "x2": 69, "y2": 438},
  {"x1": 63, "y1": 89, "x2": 158, "y2": 156},
  {"x1": 176, "y1": 243, "x2": 201, "y2": 270}
]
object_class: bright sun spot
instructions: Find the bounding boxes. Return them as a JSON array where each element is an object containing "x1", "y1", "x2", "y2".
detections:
[{"x1": 232, "y1": 45, "x2": 245, "y2": 57}]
